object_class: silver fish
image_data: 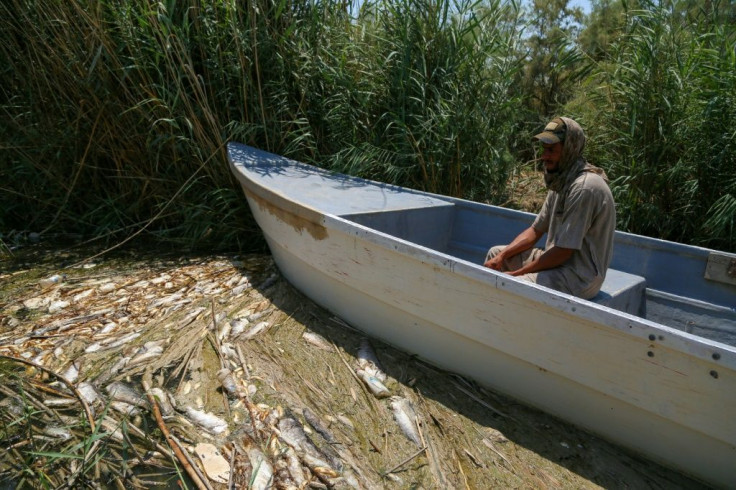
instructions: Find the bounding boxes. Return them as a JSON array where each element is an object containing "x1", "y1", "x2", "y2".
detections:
[
  {"x1": 217, "y1": 368, "x2": 240, "y2": 396},
  {"x1": 284, "y1": 447, "x2": 307, "y2": 488},
  {"x1": 390, "y1": 396, "x2": 422, "y2": 446},
  {"x1": 44, "y1": 427, "x2": 72, "y2": 440},
  {"x1": 303, "y1": 408, "x2": 338, "y2": 444},
  {"x1": 229, "y1": 318, "x2": 249, "y2": 338},
  {"x1": 240, "y1": 321, "x2": 270, "y2": 340},
  {"x1": 357, "y1": 369, "x2": 390, "y2": 399},
  {"x1": 184, "y1": 407, "x2": 228, "y2": 435},
  {"x1": 149, "y1": 387, "x2": 176, "y2": 417},
  {"x1": 278, "y1": 416, "x2": 342, "y2": 471},
  {"x1": 247, "y1": 309, "x2": 272, "y2": 323},
  {"x1": 247, "y1": 445, "x2": 274, "y2": 490},
  {"x1": 106, "y1": 381, "x2": 146, "y2": 408},
  {"x1": 129, "y1": 342, "x2": 164, "y2": 365},
  {"x1": 111, "y1": 401, "x2": 141, "y2": 416},
  {"x1": 357, "y1": 338, "x2": 386, "y2": 381},
  {"x1": 77, "y1": 382, "x2": 101, "y2": 406},
  {"x1": 302, "y1": 331, "x2": 333, "y2": 351},
  {"x1": 217, "y1": 320, "x2": 231, "y2": 343},
  {"x1": 44, "y1": 398, "x2": 77, "y2": 407}
]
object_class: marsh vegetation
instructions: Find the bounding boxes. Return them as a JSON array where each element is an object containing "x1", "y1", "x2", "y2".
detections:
[{"x1": 1, "y1": 0, "x2": 735, "y2": 253}]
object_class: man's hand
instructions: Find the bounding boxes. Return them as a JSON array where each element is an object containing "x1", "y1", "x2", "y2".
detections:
[
  {"x1": 483, "y1": 255, "x2": 504, "y2": 270},
  {"x1": 509, "y1": 246, "x2": 574, "y2": 276},
  {"x1": 483, "y1": 226, "x2": 543, "y2": 272}
]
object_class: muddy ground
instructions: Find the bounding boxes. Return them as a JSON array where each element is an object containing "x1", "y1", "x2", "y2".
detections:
[{"x1": 0, "y1": 245, "x2": 710, "y2": 489}]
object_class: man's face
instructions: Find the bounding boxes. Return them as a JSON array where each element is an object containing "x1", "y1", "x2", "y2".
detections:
[{"x1": 541, "y1": 142, "x2": 563, "y2": 173}]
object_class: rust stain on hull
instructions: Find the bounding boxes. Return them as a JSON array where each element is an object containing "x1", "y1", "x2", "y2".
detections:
[{"x1": 248, "y1": 190, "x2": 328, "y2": 241}]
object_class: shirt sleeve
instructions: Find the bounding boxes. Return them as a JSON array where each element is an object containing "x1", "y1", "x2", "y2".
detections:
[
  {"x1": 532, "y1": 191, "x2": 553, "y2": 233},
  {"x1": 553, "y1": 183, "x2": 598, "y2": 250}
]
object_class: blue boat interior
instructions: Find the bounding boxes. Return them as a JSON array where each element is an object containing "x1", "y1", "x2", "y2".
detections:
[{"x1": 343, "y1": 198, "x2": 736, "y2": 348}]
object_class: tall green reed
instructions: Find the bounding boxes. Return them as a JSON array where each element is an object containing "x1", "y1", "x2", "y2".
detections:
[
  {"x1": 579, "y1": 0, "x2": 735, "y2": 251},
  {"x1": 338, "y1": 0, "x2": 527, "y2": 201},
  {"x1": 1, "y1": 0, "x2": 529, "y2": 249}
]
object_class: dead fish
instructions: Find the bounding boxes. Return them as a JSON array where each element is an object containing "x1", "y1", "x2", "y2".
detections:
[
  {"x1": 336, "y1": 414, "x2": 355, "y2": 431},
  {"x1": 106, "y1": 381, "x2": 147, "y2": 408},
  {"x1": 247, "y1": 309, "x2": 272, "y2": 323},
  {"x1": 48, "y1": 300, "x2": 70, "y2": 314},
  {"x1": 217, "y1": 368, "x2": 240, "y2": 396},
  {"x1": 23, "y1": 296, "x2": 51, "y2": 310},
  {"x1": 100, "y1": 417, "x2": 125, "y2": 441},
  {"x1": 111, "y1": 401, "x2": 141, "y2": 416},
  {"x1": 217, "y1": 320, "x2": 231, "y2": 343},
  {"x1": 358, "y1": 338, "x2": 386, "y2": 381},
  {"x1": 302, "y1": 331, "x2": 333, "y2": 351},
  {"x1": 150, "y1": 274, "x2": 171, "y2": 285},
  {"x1": 31, "y1": 350, "x2": 50, "y2": 366},
  {"x1": 390, "y1": 396, "x2": 422, "y2": 446},
  {"x1": 109, "y1": 356, "x2": 130, "y2": 376},
  {"x1": 72, "y1": 289, "x2": 94, "y2": 302},
  {"x1": 60, "y1": 360, "x2": 81, "y2": 383},
  {"x1": 284, "y1": 447, "x2": 307, "y2": 488},
  {"x1": 184, "y1": 407, "x2": 228, "y2": 435},
  {"x1": 278, "y1": 416, "x2": 341, "y2": 471},
  {"x1": 220, "y1": 342, "x2": 238, "y2": 361},
  {"x1": 149, "y1": 292, "x2": 183, "y2": 308},
  {"x1": 357, "y1": 369, "x2": 390, "y2": 399},
  {"x1": 240, "y1": 321, "x2": 270, "y2": 340},
  {"x1": 85, "y1": 332, "x2": 140, "y2": 353},
  {"x1": 97, "y1": 322, "x2": 118, "y2": 335},
  {"x1": 44, "y1": 427, "x2": 73, "y2": 440},
  {"x1": 247, "y1": 445, "x2": 274, "y2": 490},
  {"x1": 231, "y1": 283, "x2": 250, "y2": 296},
  {"x1": 77, "y1": 382, "x2": 101, "y2": 406},
  {"x1": 129, "y1": 342, "x2": 164, "y2": 365},
  {"x1": 149, "y1": 387, "x2": 176, "y2": 417},
  {"x1": 277, "y1": 416, "x2": 312, "y2": 451},
  {"x1": 44, "y1": 398, "x2": 78, "y2": 407},
  {"x1": 303, "y1": 407, "x2": 338, "y2": 444},
  {"x1": 179, "y1": 306, "x2": 206, "y2": 328},
  {"x1": 98, "y1": 282, "x2": 117, "y2": 294},
  {"x1": 229, "y1": 317, "x2": 249, "y2": 338}
]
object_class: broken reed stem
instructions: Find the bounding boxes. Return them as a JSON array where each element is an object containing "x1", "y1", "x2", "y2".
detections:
[
  {"x1": 454, "y1": 449, "x2": 471, "y2": 490},
  {"x1": 383, "y1": 446, "x2": 427, "y2": 476},
  {"x1": 142, "y1": 380, "x2": 213, "y2": 490},
  {"x1": 452, "y1": 381, "x2": 510, "y2": 419},
  {"x1": 235, "y1": 343, "x2": 261, "y2": 439}
]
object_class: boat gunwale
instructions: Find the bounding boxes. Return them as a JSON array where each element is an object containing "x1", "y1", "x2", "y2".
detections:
[{"x1": 227, "y1": 144, "x2": 736, "y2": 369}]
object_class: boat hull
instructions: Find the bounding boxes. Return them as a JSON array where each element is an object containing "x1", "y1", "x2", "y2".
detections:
[{"x1": 230, "y1": 143, "x2": 736, "y2": 487}]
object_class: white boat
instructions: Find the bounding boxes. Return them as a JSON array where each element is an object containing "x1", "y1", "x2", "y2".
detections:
[{"x1": 227, "y1": 142, "x2": 736, "y2": 487}]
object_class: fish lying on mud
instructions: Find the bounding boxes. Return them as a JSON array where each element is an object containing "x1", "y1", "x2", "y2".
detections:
[
  {"x1": 390, "y1": 396, "x2": 422, "y2": 446},
  {"x1": 357, "y1": 338, "x2": 386, "y2": 381},
  {"x1": 184, "y1": 406, "x2": 229, "y2": 435}
]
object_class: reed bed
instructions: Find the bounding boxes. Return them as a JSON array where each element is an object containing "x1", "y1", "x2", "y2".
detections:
[
  {"x1": 1, "y1": 0, "x2": 734, "y2": 252},
  {"x1": 578, "y1": 0, "x2": 736, "y2": 250}
]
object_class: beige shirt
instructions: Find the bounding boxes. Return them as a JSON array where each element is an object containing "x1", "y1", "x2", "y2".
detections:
[{"x1": 531, "y1": 171, "x2": 616, "y2": 299}]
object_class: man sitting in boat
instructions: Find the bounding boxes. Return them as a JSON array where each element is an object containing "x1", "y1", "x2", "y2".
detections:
[{"x1": 483, "y1": 117, "x2": 616, "y2": 299}]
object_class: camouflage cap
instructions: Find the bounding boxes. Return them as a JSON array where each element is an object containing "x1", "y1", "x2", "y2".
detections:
[{"x1": 533, "y1": 117, "x2": 567, "y2": 144}]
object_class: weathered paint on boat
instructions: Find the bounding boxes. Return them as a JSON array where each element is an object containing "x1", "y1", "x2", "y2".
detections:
[{"x1": 227, "y1": 142, "x2": 736, "y2": 487}]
